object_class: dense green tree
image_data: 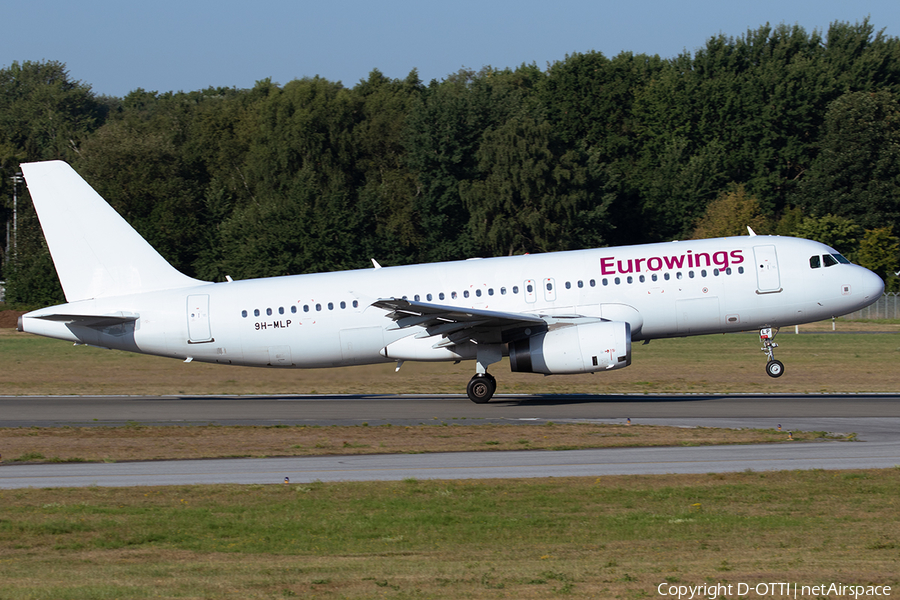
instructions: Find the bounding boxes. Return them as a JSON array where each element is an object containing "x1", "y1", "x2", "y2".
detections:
[
  {"x1": 857, "y1": 226, "x2": 900, "y2": 291},
  {"x1": 4, "y1": 19, "x2": 900, "y2": 305},
  {"x1": 793, "y1": 90, "x2": 900, "y2": 231},
  {"x1": 0, "y1": 60, "x2": 107, "y2": 298},
  {"x1": 691, "y1": 184, "x2": 769, "y2": 239},
  {"x1": 461, "y1": 116, "x2": 609, "y2": 256},
  {"x1": 403, "y1": 66, "x2": 540, "y2": 262},
  {"x1": 350, "y1": 69, "x2": 424, "y2": 266},
  {"x1": 74, "y1": 92, "x2": 207, "y2": 276},
  {"x1": 792, "y1": 214, "x2": 863, "y2": 259}
]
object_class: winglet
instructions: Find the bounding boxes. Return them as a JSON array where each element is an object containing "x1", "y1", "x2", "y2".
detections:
[
  {"x1": 371, "y1": 258, "x2": 382, "y2": 269},
  {"x1": 747, "y1": 226, "x2": 757, "y2": 237}
]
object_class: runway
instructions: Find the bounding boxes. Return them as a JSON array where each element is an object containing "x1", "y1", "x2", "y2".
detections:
[
  {"x1": 2, "y1": 393, "x2": 899, "y2": 488},
  {"x1": 3, "y1": 392, "x2": 900, "y2": 427}
]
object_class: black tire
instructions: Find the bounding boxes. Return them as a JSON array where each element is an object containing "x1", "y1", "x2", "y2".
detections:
[
  {"x1": 467, "y1": 374, "x2": 494, "y2": 403},
  {"x1": 483, "y1": 372, "x2": 497, "y2": 396},
  {"x1": 765, "y1": 360, "x2": 784, "y2": 378}
]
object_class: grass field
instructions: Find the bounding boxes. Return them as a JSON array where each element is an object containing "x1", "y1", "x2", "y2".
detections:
[
  {"x1": 2, "y1": 471, "x2": 899, "y2": 599},
  {"x1": 1, "y1": 422, "x2": 841, "y2": 464},
  {"x1": 1, "y1": 323, "x2": 899, "y2": 396},
  {"x1": 1, "y1": 322, "x2": 898, "y2": 598}
]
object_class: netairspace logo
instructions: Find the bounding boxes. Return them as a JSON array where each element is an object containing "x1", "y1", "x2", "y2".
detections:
[{"x1": 656, "y1": 582, "x2": 892, "y2": 599}]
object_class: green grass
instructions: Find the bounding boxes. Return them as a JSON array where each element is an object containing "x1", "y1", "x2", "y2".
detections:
[
  {"x1": 2, "y1": 327, "x2": 899, "y2": 395},
  {"x1": 1, "y1": 471, "x2": 899, "y2": 598}
]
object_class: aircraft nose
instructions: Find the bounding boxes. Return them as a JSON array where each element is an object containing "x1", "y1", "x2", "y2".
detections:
[{"x1": 859, "y1": 267, "x2": 885, "y2": 300}]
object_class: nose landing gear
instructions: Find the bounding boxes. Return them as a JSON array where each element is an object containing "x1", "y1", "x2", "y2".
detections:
[{"x1": 760, "y1": 327, "x2": 784, "y2": 378}]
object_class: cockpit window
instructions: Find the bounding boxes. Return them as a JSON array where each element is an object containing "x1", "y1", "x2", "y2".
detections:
[
  {"x1": 809, "y1": 256, "x2": 821, "y2": 269},
  {"x1": 822, "y1": 254, "x2": 838, "y2": 267},
  {"x1": 833, "y1": 253, "x2": 851, "y2": 264}
]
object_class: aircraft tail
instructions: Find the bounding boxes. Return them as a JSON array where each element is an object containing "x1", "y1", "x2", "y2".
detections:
[{"x1": 20, "y1": 160, "x2": 205, "y2": 302}]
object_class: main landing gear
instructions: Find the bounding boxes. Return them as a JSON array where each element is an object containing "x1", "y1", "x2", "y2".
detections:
[
  {"x1": 467, "y1": 372, "x2": 497, "y2": 403},
  {"x1": 466, "y1": 345, "x2": 502, "y2": 403},
  {"x1": 759, "y1": 327, "x2": 784, "y2": 378}
]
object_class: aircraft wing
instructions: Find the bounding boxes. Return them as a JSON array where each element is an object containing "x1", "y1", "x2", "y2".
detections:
[{"x1": 372, "y1": 298, "x2": 551, "y2": 347}]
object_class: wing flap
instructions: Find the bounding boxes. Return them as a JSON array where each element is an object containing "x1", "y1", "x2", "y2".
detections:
[{"x1": 373, "y1": 298, "x2": 547, "y2": 346}]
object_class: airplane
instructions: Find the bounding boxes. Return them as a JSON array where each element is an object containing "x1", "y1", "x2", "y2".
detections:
[{"x1": 16, "y1": 160, "x2": 885, "y2": 403}]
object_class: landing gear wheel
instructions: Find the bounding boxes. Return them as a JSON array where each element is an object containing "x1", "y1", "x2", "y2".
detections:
[
  {"x1": 765, "y1": 359, "x2": 784, "y2": 378},
  {"x1": 467, "y1": 373, "x2": 496, "y2": 404}
]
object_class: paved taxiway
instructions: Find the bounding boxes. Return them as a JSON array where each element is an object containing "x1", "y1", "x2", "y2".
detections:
[{"x1": 2, "y1": 394, "x2": 899, "y2": 488}]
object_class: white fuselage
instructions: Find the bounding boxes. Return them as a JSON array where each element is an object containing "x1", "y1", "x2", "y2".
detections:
[{"x1": 21, "y1": 235, "x2": 885, "y2": 369}]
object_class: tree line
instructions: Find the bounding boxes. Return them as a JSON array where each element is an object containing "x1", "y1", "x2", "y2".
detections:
[{"x1": 2, "y1": 19, "x2": 899, "y2": 306}]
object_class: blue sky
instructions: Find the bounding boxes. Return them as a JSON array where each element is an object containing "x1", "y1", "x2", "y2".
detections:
[{"x1": 3, "y1": 0, "x2": 898, "y2": 97}]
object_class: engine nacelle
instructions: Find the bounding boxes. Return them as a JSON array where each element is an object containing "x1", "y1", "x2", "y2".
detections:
[{"x1": 508, "y1": 321, "x2": 631, "y2": 374}]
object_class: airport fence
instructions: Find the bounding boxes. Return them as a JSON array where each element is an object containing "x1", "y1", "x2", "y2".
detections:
[{"x1": 840, "y1": 292, "x2": 900, "y2": 320}]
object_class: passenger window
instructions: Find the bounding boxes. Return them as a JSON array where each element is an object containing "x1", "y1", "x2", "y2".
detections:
[
  {"x1": 577, "y1": 280, "x2": 583, "y2": 288},
  {"x1": 725, "y1": 267, "x2": 732, "y2": 275},
  {"x1": 614, "y1": 277, "x2": 621, "y2": 285},
  {"x1": 823, "y1": 254, "x2": 838, "y2": 267},
  {"x1": 414, "y1": 294, "x2": 420, "y2": 301},
  {"x1": 651, "y1": 274, "x2": 658, "y2": 282},
  {"x1": 713, "y1": 269, "x2": 720, "y2": 276},
  {"x1": 328, "y1": 302, "x2": 334, "y2": 310},
  {"x1": 427, "y1": 293, "x2": 433, "y2": 301},
  {"x1": 809, "y1": 255, "x2": 821, "y2": 269},
  {"x1": 475, "y1": 289, "x2": 481, "y2": 297},
  {"x1": 602, "y1": 278, "x2": 608, "y2": 286},
  {"x1": 500, "y1": 287, "x2": 506, "y2": 295},
  {"x1": 278, "y1": 307, "x2": 284, "y2": 315},
  {"x1": 639, "y1": 275, "x2": 645, "y2": 283},
  {"x1": 352, "y1": 300, "x2": 359, "y2": 308},
  {"x1": 452, "y1": 291, "x2": 458, "y2": 299},
  {"x1": 254, "y1": 309, "x2": 260, "y2": 317},
  {"x1": 688, "y1": 271, "x2": 695, "y2": 279},
  {"x1": 526, "y1": 284, "x2": 534, "y2": 293},
  {"x1": 303, "y1": 305, "x2": 309, "y2": 313},
  {"x1": 291, "y1": 306, "x2": 297, "y2": 314},
  {"x1": 316, "y1": 304, "x2": 322, "y2": 311},
  {"x1": 701, "y1": 270, "x2": 707, "y2": 277},
  {"x1": 676, "y1": 272, "x2": 683, "y2": 280},
  {"x1": 589, "y1": 279, "x2": 596, "y2": 287},
  {"x1": 340, "y1": 301, "x2": 346, "y2": 309},
  {"x1": 512, "y1": 286, "x2": 519, "y2": 294},
  {"x1": 439, "y1": 292, "x2": 445, "y2": 300},
  {"x1": 738, "y1": 267, "x2": 744, "y2": 274},
  {"x1": 266, "y1": 308, "x2": 273, "y2": 316},
  {"x1": 464, "y1": 291, "x2": 470, "y2": 298},
  {"x1": 565, "y1": 281, "x2": 571, "y2": 289},
  {"x1": 546, "y1": 282, "x2": 553, "y2": 291},
  {"x1": 488, "y1": 288, "x2": 494, "y2": 296},
  {"x1": 626, "y1": 276, "x2": 633, "y2": 284},
  {"x1": 241, "y1": 310, "x2": 248, "y2": 318},
  {"x1": 664, "y1": 273, "x2": 670, "y2": 281}
]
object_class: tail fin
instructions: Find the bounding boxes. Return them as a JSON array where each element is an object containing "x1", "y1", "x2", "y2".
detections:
[{"x1": 20, "y1": 160, "x2": 205, "y2": 302}]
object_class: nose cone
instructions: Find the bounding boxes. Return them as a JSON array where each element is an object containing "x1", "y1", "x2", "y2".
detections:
[{"x1": 859, "y1": 266, "x2": 885, "y2": 304}]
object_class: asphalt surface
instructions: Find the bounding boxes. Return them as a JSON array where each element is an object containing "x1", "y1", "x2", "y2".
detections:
[{"x1": 1, "y1": 393, "x2": 899, "y2": 488}]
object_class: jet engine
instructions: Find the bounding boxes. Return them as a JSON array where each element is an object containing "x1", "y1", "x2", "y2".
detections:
[{"x1": 508, "y1": 321, "x2": 631, "y2": 375}]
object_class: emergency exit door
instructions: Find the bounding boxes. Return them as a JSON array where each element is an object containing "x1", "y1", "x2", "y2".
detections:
[
  {"x1": 753, "y1": 245, "x2": 781, "y2": 293},
  {"x1": 187, "y1": 294, "x2": 214, "y2": 343}
]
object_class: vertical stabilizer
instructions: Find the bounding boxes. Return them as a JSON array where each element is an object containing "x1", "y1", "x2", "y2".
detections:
[{"x1": 20, "y1": 160, "x2": 206, "y2": 302}]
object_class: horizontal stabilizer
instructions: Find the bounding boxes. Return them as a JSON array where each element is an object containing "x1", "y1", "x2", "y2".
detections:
[{"x1": 30, "y1": 313, "x2": 139, "y2": 328}]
